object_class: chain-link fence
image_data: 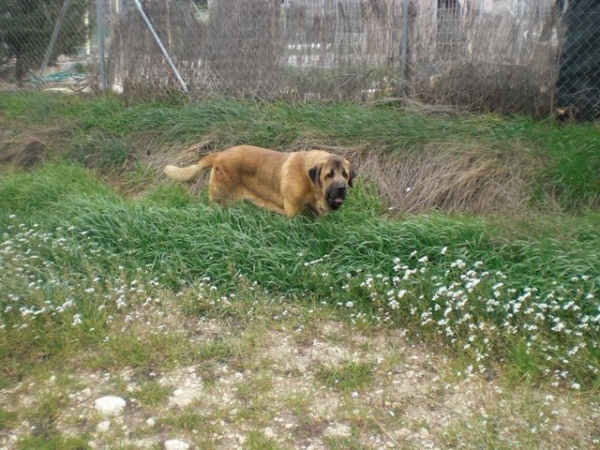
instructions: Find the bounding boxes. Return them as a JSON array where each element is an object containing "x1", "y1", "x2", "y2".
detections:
[{"x1": 1, "y1": 0, "x2": 598, "y2": 120}]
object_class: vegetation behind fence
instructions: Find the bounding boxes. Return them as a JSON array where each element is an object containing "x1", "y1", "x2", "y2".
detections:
[{"x1": 1, "y1": 0, "x2": 598, "y2": 120}]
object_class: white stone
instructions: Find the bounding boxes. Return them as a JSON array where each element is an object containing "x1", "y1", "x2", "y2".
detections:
[
  {"x1": 169, "y1": 385, "x2": 203, "y2": 407},
  {"x1": 97, "y1": 420, "x2": 111, "y2": 433},
  {"x1": 81, "y1": 388, "x2": 92, "y2": 398},
  {"x1": 146, "y1": 418, "x2": 156, "y2": 427},
  {"x1": 132, "y1": 438, "x2": 158, "y2": 449},
  {"x1": 323, "y1": 423, "x2": 352, "y2": 438},
  {"x1": 164, "y1": 439, "x2": 190, "y2": 450},
  {"x1": 94, "y1": 396, "x2": 126, "y2": 416}
]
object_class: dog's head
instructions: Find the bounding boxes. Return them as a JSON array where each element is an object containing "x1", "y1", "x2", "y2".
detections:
[{"x1": 308, "y1": 155, "x2": 355, "y2": 213}]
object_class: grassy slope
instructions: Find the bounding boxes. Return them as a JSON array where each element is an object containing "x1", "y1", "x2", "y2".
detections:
[
  {"x1": 1, "y1": 93, "x2": 600, "y2": 447},
  {"x1": 2, "y1": 91, "x2": 600, "y2": 210}
]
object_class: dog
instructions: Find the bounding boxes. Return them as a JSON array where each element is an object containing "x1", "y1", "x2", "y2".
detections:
[{"x1": 164, "y1": 145, "x2": 354, "y2": 217}]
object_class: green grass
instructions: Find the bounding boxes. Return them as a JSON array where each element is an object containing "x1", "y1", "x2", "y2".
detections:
[
  {"x1": 315, "y1": 361, "x2": 375, "y2": 392},
  {"x1": 16, "y1": 434, "x2": 91, "y2": 450},
  {"x1": 133, "y1": 380, "x2": 172, "y2": 408},
  {"x1": 1, "y1": 92, "x2": 600, "y2": 449},
  {"x1": 538, "y1": 123, "x2": 600, "y2": 209},
  {"x1": 1, "y1": 163, "x2": 599, "y2": 387},
  {"x1": 247, "y1": 430, "x2": 281, "y2": 450},
  {"x1": 2, "y1": 91, "x2": 598, "y2": 209}
]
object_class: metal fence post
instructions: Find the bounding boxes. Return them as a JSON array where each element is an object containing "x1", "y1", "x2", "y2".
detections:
[
  {"x1": 132, "y1": 0, "x2": 188, "y2": 92},
  {"x1": 400, "y1": 0, "x2": 410, "y2": 93},
  {"x1": 97, "y1": 0, "x2": 108, "y2": 90},
  {"x1": 40, "y1": 0, "x2": 71, "y2": 82}
]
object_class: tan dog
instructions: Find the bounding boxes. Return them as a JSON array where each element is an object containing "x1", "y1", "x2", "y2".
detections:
[{"x1": 164, "y1": 145, "x2": 354, "y2": 217}]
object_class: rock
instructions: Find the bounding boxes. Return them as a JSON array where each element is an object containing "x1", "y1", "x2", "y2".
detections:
[
  {"x1": 94, "y1": 396, "x2": 126, "y2": 416},
  {"x1": 323, "y1": 422, "x2": 352, "y2": 438},
  {"x1": 169, "y1": 384, "x2": 203, "y2": 408},
  {"x1": 81, "y1": 388, "x2": 92, "y2": 398},
  {"x1": 132, "y1": 438, "x2": 158, "y2": 449},
  {"x1": 97, "y1": 420, "x2": 111, "y2": 432},
  {"x1": 164, "y1": 438, "x2": 190, "y2": 450}
]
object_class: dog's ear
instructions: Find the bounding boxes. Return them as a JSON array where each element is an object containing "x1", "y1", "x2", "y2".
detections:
[
  {"x1": 308, "y1": 165, "x2": 320, "y2": 185},
  {"x1": 349, "y1": 167, "x2": 356, "y2": 188}
]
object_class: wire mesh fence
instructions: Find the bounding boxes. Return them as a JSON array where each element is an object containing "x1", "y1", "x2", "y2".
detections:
[{"x1": 1, "y1": 0, "x2": 598, "y2": 120}]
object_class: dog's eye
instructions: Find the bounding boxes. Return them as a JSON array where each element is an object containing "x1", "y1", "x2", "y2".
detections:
[
  {"x1": 342, "y1": 170, "x2": 348, "y2": 178},
  {"x1": 325, "y1": 170, "x2": 334, "y2": 179}
]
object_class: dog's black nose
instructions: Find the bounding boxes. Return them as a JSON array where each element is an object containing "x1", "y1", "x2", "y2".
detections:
[{"x1": 336, "y1": 185, "x2": 347, "y2": 197}]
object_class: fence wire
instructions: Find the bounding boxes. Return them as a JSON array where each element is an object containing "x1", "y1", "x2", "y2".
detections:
[{"x1": 1, "y1": 0, "x2": 598, "y2": 120}]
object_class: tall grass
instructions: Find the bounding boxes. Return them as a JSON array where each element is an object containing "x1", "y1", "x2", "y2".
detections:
[
  {"x1": 2, "y1": 92, "x2": 598, "y2": 210},
  {"x1": 538, "y1": 123, "x2": 600, "y2": 209},
  {"x1": 1, "y1": 92, "x2": 599, "y2": 450},
  {"x1": 1, "y1": 164, "x2": 599, "y2": 389}
]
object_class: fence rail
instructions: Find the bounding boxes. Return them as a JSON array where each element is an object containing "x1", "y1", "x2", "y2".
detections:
[{"x1": 1, "y1": 0, "x2": 598, "y2": 120}]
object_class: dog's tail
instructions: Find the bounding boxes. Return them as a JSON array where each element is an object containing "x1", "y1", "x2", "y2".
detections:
[{"x1": 164, "y1": 154, "x2": 216, "y2": 182}]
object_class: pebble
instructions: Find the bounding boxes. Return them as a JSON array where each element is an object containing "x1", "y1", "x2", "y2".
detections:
[
  {"x1": 323, "y1": 422, "x2": 352, "y2": 438},
  {"x1": 97, "y1": 420, "x2": 111, "y2": 433},
  {"x1": 94, "y1": 396, "x2": 126, "y2": 416},
  {"x1": 164, "y1": 438, "x2": 190, "y2": 450}
]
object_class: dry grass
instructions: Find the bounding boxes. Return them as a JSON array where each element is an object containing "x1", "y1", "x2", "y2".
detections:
[
  {"x1": 0, "y1": 126, "x2": 539, "y2": 215},
  {"x1": 412, "y1": 61, "x2": 557, "y2": 118},
  {"x1": 346, "y1": 143, "x2": 534, "y2": 214},
  {"x1": 0, "y1": 127, "x2": 72, "y2": 170}
]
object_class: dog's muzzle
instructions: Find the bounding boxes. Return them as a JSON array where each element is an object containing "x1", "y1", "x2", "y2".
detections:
[{"x1": 327, "y1": 183, "x2": 347, "y2": 210}]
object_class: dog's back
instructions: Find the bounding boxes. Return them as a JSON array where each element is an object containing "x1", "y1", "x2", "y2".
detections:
[{"x1": 164, "y1": 146, "x2": 288, "y2": 182}]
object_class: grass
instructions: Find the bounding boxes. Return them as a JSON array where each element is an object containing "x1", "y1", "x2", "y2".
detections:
[
  {"x1": 2, "y1": 91, "x2": 599, "y2": 209},
  {"x1": 315, "y1": 361, "x2": 375, "y2": 392},
  {"x1": 1, "y1": 164, "x2": 598, "y2": 389},
  {"x1": 0, "y1": 91, "x2": 599, "y2": 448}
]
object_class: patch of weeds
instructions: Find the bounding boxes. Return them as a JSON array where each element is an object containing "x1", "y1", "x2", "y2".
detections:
[
  {"x1": 296, "y1": 419, "x2": 329, "y2": 440},
  {"x1": 16, "y1": 433, "x2": 91, "y2": 450},
  {"x1": 138, "y1": 182, "x2": 193, "y2": 208},
  {"x1": 65, "y1": 133, "x2": 131, "y2": 171},
  {"x1": 10, "y1": 385, "x2": 93, "y2": 448},
  {"x1": 235, "y1": 374, "x2": 274, "y2": 402},
  {"x1": 23, "y1": 390, "x2": 70, "y2": 437},
  {"x1": 195, "y1": 339, "x2": 234, "y2": 363},
  {"x1": 161, "y1": 407, "x2": 220, "y2": 435},
  {"x1": 114, "y1": 162, "x2": 160, "y2": 197},
  {"x1": 441, "y1": 414, "x2": 515, "y2": 450},
  {"x1": 323, "y1": 436, "x2": 364, "y2": 449},
  {"x1": 280, "y1": 392, "x2": 312, "y2": 419},
  {"x1": 235, "y1": 384, "x2": 277, "y2": 425},
  {"x1": 98, "y1": 330, "x2": 189, "y2": 370},
  {"x1": 0, "y1": 407, "x2": 16, "y2": 431},
  {"x1": 247, "y1": 430, "x2": 281, "y2": 450},
  {"x1": 133, "y1": 380, "x2": 172, "y2": 408},
  {"x1": 315, "y1": 361, "x2": 374, "y2": 393}
]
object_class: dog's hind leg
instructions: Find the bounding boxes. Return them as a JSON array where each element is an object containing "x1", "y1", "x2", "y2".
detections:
[{"x1": 207, "y1": 169, "x2": 231, "y2": 205}]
